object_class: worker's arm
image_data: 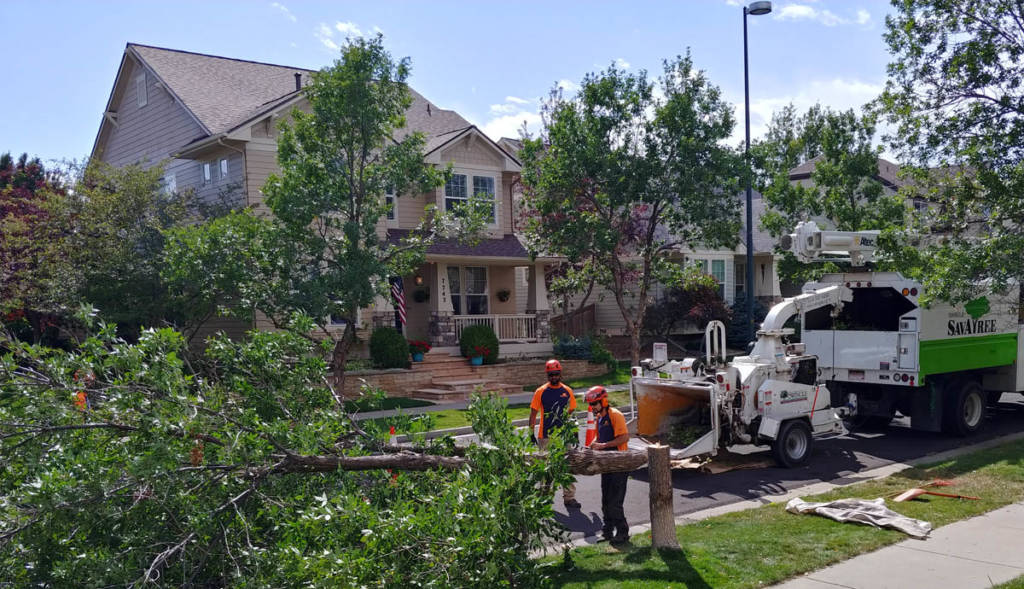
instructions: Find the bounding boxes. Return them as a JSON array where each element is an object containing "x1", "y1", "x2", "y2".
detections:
[
  {"x1": 591, "y1": 433, "x2": 629, "y2": 451},
  {"x1": 528, "y1": 408, "x2": 538, "y2": 431}
]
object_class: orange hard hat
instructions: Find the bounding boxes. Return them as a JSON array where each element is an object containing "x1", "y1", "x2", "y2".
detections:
[
  {"x1": 585, "y1": 385, "x2": 608, "y2": 407},
  {"x1": 545, "y1": 359, "x2": 562, "y2": 373}
]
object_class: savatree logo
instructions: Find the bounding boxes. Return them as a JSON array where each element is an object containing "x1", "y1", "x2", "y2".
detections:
[
  {"x1": 947, "y1": 297, "x2": 996, "y2": 336},
  {"x1": 965, "y1": 297, "x2": 990, "y2": 319}
]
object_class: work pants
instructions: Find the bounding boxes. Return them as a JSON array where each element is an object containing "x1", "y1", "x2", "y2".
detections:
[
  {"x1": 537, "y1": 437, "x2": 577, "y2": 502},
  {"x1": 600, "y1": 471, "x2": 629, "y2": 537}
]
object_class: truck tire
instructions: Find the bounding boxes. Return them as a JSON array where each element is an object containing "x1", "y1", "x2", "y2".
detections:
[
  {"x1": 943, "y1": 380, "x2": 985, "y2": 436},
  {"x1": 772, "y1": 419, "x2": 812, "y2": 468}
]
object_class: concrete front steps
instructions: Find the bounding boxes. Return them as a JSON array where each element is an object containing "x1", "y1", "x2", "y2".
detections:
[{"x1": 410, "y1": 352, "x2": 524, "y2": 401}]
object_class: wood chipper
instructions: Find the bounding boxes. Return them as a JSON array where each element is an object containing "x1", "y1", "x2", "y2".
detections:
[{"x1": 631, "y1": 287, "x2": 850, "y2": 467}]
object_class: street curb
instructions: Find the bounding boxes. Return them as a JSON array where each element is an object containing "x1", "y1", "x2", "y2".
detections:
[{"x1": 543, "y1": 429, "x2": 1024, "y2": 554}]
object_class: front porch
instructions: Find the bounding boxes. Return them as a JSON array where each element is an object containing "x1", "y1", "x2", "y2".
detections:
[{"x1": 371, "y1": 257, "x2": 554, "y2": 356}]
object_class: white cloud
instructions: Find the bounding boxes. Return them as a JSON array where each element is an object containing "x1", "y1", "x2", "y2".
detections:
[
  {"x1": 315, "y1": 23, "x2": 339, "y2": 51},
  {"x1": 557, "y1": 79, "x2": 579, "y2": 93},
  {"x1": 372, "y1": 25, "x2": 384, "y2": 35},
  {"x1": 335, "y1": 21, "x2": 363, "y2": 37},
  {"x1": 731, "y1": 77, "x2": 884, "y2": 145},
  {"x1": 505, "y1": 96, "x2": 529, "y2": 105},
  {"x1": 482, "y1": 112, "x2": 543, "y2": 142},
  {"x1": 774, "y1": 3, "x2": 864, "y2": 27},
  {"x1": 271, "y1": 2, "x2": 296, "y2": 22},
  {"x1": 615, "y1": 57, "x2": 631, "y2": 69}
]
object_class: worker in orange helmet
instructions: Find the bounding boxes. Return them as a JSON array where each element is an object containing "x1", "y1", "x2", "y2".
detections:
[
  {"x1": 529, "y1": 358, "x2": 581, "y2": 509},
  {"x1": 586, "y1": 385, "x2": 631, "y2": 544}
]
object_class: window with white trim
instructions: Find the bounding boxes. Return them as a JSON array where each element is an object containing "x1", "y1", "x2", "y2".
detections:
[
  {"x1": 136, "y1": 74, "x2": 147, "y2": 108},
  {"x1": 219, "y1": 158, "x2": 228, "y2": 180},
  {"x1": 163, "y1": 173, "x2": 176, "y2": 195},
  {"x1": 735, "y1": 262, "x2": 746, "y2": 299},
  {"x1": 447, "y1": 266, "x2": 488, "y2": 315},
  {"x1": 384, "y1": 187, "x2": 397, "y2": 224},
  {"x1": 711, "y1": 259, "x2": 726, "y2": 299},
  {"x1": 202, "y1": 162, "x2": 212, "y2": 184},
  {"x1": 445, "y1": 173, "x2": 496, "y2": 223}
]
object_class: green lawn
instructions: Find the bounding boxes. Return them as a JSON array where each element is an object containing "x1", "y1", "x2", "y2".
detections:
[
  {"x1": 525, "y1": 362, "x2": 634, "y2": 393},
  {"x1": 995, "y1": 576, "x2": 1024, "y2": 589},
  {"x1": 344, "y1": 396, "x2": 434, "y2": 412},
  {"x1": 548, "y1": 438, "x2": 1024, "y2": 588},
  {"x1": 368, "y1": 403, "x2": 533, "y2": 431}
]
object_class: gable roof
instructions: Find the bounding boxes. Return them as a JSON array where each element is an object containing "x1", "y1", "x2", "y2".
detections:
[
  {"x1": 129, "y1": 43, "x2": 312, "y2": 136},
  {"x1": 789, "y1": 155, "x2": 906, "y2": 191}
]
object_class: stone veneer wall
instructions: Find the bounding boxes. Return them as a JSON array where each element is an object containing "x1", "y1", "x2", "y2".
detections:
[{"x1": 341, "y1": 358, "x2": 607, "y2": 398}]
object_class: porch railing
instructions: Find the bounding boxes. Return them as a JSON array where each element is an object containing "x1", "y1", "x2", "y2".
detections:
[{"x1": 453, "y1": 314, "x2": 538, "y2": 343}]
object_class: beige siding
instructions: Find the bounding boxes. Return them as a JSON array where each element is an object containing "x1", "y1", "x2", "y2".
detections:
[
  {"x1": 437, "y1": 135, "x2": 512, "y2": 237},
  {"x1": 99, "y1": 58, "x2": 206, "y2": 169},
  {"x1": 489, "y1": 266, "x2": 517, "y2": 315},
  {"x1": 515, "y1": 267, "x2": 528, "y2": 314},
  {"x1": 244, "y1": 142, "x2": 279, "y2": 213}
]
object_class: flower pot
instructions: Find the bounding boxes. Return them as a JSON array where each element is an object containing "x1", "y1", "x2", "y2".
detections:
[
  {"x1": 412, "y1": 353, "x2": 424, "y2": 362},
  {"x1": 470, "y1": 356, "x2": 483, "y2": 366}
]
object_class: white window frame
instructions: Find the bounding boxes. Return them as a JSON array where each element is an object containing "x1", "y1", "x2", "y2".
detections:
[
  {"x1": 447, "y1": 265, "x2": 490, "y2": 315},
  {"x1": 163, "y1": 173, "x2": 176, "y2": 195},
  {"x1": 711, "y1": 259, "x2": 726, "y2": 299},
  {"x1": 219, "y1": 158, "x2": 228, "y2": 180},
  {"x1": 202, "y1": 162, "x2": 212, "y2": 185},
  {"x1": 136, "y1": 74, "x2": 148, "y2": 108},
  {"x1": 445, "y1": 170, "x2": 498, "y2": 228},
  {"x1": 384, "y1": 187, "x2": 398, "y2": 227},
  {"x1": 735, "y1": 261, "x2": 746, "y2": 299}
]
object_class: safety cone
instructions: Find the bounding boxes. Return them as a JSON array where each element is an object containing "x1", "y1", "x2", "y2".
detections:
[{"x1": 584, "y1": 408, "x2": 597, "y2": 447}]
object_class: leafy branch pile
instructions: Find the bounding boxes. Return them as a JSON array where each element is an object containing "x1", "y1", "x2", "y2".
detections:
[{"x1": 0, "y1": 313, "x2": 574, "y2": 587}]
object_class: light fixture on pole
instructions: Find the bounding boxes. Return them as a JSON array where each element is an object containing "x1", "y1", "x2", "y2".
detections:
[{"x1": 743, "y1": 0, "x2": 771, "y2": 345}]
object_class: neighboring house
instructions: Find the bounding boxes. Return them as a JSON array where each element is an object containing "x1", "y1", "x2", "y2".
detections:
[
  {"x1": 498, "y1": 132, "x2": 781, "y2": 338},
  {"x1": 92, "y1": 43, "x2": 553, "y2": 357},
  {"x1": 547, "y1": 192, "x2": 781, "y2": 338}
]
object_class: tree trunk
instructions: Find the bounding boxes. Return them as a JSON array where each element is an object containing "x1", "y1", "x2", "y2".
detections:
[
  {"x1": 647, "y1": 444, "x2": 680, "y2": 549},
  {"x1": 629, "y1": 325, "x2": 641, "y2": 367},
  {"x1": 275, "y1": 448, "x2": 649, "y2": 475},
  {"x1": 331, "y1": 321, "x2": 355, "y2": 397}
]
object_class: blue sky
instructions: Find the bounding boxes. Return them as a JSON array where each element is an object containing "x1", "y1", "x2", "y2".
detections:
[{"x1": 2, "y1": 0, "x2": 895, "y2": 165}]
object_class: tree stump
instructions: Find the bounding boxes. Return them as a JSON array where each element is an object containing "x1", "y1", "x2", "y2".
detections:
[{"x1": 647, "y1": 444, "x2": 680, "y2": 549}]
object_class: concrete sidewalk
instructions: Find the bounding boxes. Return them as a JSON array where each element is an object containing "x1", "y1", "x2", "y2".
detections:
[{"x1": 770, "y1": 501, "x2": 1024, "y2": 589}]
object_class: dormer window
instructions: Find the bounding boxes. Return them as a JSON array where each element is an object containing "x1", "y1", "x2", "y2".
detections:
[{"x1": 136, "y1": 74, "x2": 148, "y2": 108}]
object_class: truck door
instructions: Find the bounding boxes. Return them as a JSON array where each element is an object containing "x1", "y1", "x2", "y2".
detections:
[{"x1": 898, "y1": 317, "x2": 918, "y2": 370}]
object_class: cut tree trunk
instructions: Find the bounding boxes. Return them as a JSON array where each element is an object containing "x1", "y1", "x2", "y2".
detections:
[
  {"x1": 647, "y1": 444, "x2": 680, "y2": 549},
  {"x1": 274, "y1": 448, "x2": 649, "y2": 476}
]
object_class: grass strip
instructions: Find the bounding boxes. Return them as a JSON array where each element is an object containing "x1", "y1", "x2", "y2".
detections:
[
  {"x1": 344, "y1": 396, "x2": 434, "y2": 412},
  {"x1": 548, "y1": 437, "x2": 1024, "y2": 588},
  {"x1": 525, "y1": 363, "x2": 634, "y2": 393}
]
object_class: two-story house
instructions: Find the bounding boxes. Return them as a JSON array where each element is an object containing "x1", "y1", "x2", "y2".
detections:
[{"x1": 92, "y1": 43, "x2": 554, "y2": 357}]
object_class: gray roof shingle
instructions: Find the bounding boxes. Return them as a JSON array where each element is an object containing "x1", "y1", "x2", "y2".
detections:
[
  {"x1": 129, "y1": 43, "x2": 475, "y2": 146},
  {"x1": 387, "y1": 229, "x2": 530, "y2": 258}
]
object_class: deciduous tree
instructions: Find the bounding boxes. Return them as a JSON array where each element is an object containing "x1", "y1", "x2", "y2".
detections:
[
  {"x1": 520, "y1": 54, "x2": 741, "y2": 365},
  {"x1": 877, "y1": 0, "x2": 1024, "y2": 303}
]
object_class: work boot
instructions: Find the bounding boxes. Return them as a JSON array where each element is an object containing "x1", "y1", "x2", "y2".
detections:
[
  {"x1": 611, "y1": 521, "x2": 629, "y2": 544},
  {"x1": 599, "y1": 526, "x2": 614, "y2": 542}
]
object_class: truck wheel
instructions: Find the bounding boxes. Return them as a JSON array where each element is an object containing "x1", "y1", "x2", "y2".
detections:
[
  {"x1": 944, "y1": 380, "x2": 985, "y2": 436},
  {"x1": 772, "y1": 420, "x2": 812, "y2": 468}
]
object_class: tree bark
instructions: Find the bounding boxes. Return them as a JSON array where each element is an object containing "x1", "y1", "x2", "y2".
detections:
[
  {"x1": 273, "y1": 448, "x2": 649, "y2": 476},
  {"x1": 647, "y1": 444, "x2": 680, "y2": 549}
]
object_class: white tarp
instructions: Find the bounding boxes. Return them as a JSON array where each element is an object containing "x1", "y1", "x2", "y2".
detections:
[{"x1": 785, "y1": 497, "x2": 932, "y2": 539}]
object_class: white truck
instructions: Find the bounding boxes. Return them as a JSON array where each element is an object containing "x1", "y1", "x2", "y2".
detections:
[
  {"x1": 631, "y1": 221, "x2": 1024, "y2": 466},
  {"x1": 788, "y1": 221, "x2": 1024, "y2": 436}
]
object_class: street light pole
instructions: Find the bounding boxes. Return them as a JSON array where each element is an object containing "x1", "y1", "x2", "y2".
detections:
[{"x1": 743, "y1": 1, "x2": 771, "y2": 345}]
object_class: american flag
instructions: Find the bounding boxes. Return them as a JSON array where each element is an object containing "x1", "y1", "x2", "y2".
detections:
[{"x1": 391, "y1": 277, "x2": 406, "y2": 326}]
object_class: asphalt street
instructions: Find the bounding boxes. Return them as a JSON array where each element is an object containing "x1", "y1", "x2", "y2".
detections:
[{"x1": 554, "y1": 393, "x2": 1024, "y2": 540}]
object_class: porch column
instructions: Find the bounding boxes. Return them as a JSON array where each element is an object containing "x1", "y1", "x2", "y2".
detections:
[
  {"x1": 429, "y1": 262, "x2": 457, "y2": 346},
  {"x1": 525, "y1": 262, "x2": 551, "y2": 342},
  {"x1": 371, "y1": 294, "x2": 394, "y2": 330}
]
